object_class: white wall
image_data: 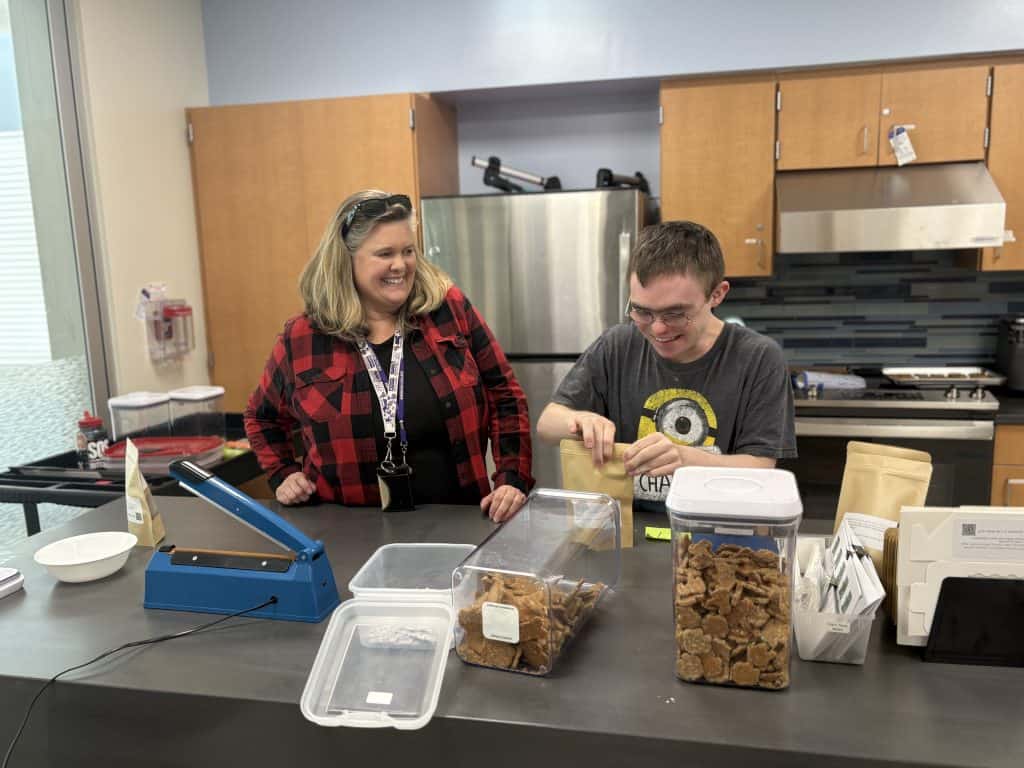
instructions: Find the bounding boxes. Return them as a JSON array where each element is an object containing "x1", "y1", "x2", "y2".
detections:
[
  {"x1": 201, "y1": 0, "x2": 1024, "y2": 105},
  {"x1": 71, "y1": 0, "x2": 210, "y2": 394}
]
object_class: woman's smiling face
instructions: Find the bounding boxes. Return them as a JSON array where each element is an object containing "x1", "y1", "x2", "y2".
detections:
[{"x1": 351, "y1": 220, "x2": 418, "y2": 318}]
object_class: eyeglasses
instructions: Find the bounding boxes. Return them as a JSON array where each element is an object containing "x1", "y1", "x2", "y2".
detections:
[
  {"x1": 625, "y1": 301, "x2": 699, "y2": 329},
  {"x1": 340, "y1": 194, "x2": 413, "y2": 240}
]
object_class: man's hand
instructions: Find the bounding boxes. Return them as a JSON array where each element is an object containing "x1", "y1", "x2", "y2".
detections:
[
  {"x1": 623, "y1": 433, "x2": 687, "y2": 477},
  {"x1": 567, "y1": 412, "x2": 617, "y2": 466},
  {"x1": 480, "y1": 484, "x2": 527, "y2": 522},
  {"x1": 275, "y1": 471, "x2": 316, "y2": 505}
]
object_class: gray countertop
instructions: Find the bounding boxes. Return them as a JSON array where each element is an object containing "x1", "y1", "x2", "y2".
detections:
[{"x1": 1, "y1": 497, "x2": 1022, "y2": 768}]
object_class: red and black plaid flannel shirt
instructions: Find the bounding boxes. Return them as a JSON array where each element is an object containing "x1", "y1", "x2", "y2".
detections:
[{"x1": 244, "y1": 285, "x2": 534, "y2": 506}]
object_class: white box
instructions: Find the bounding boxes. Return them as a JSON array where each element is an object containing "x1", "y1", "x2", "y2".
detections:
[{"x1": 896, "y1": 506, "x2": 1024, "y2": 646}]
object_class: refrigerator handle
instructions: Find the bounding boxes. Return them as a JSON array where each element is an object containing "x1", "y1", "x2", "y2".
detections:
[{"x1": 619, "y1": 230, "x2": 632, "y2": 315}]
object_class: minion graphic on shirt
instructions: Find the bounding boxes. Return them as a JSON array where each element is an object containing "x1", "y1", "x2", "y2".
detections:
[{"x1": 634, "y1": 388, "x2": 722, "y2": 504}]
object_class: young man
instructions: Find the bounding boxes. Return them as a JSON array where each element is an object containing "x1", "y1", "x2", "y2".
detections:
[{"x1": 537, "y1": 221, "x2": 796, "y2": 513}]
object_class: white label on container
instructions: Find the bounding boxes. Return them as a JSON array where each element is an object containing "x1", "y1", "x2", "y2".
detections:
[
  {"x1": 714, "y1": 527, "x2": 754, "y2": 536},
  {"x1": 365, "y1": 691, "x2": 393, "y2": 706},
  {"x1": 125, "y1": 496, "x2": 144, "y2": 524},
  {"x1": 827, "y1": 620, "x2": 852, "y2": 635},
  {"x1": 482, "y1": 601, "x2": 519, "y2": 644},
  {"x1": 954, "y1": 516, "x2": 1024, "y2": 562}
]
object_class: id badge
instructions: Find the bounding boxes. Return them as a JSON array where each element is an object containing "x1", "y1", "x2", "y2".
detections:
[{"x1": 377, "y1": 463, "x2": 415, "y2": 512}]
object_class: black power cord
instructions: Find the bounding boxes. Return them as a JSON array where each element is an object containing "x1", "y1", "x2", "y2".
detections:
[{"x1": 2, "y1": 596, "x2": 278, "y2": 768}]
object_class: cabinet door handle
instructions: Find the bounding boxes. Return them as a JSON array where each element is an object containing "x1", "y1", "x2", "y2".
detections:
[
  {"x1": 861, "y1": 125, "x2": 869, "y2": 155},
  {"x1": 745, "y1": 238, "x2": 767, "y2": 269}
]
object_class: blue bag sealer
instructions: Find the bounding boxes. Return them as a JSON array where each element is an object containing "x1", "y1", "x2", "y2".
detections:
[{"x1": 144, "y1": 460, "x2": 340, "y2": 622}]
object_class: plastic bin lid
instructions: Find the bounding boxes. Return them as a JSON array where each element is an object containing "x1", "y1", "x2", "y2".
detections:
[
  {"x1": 104, "y1": 436, "x2": 223, "y2": 458},
  {"x1": 108, "y1": 391, "x2": 170, "y2": 408},
  {"x1": 168, "y1": 385, "x2": 226, "y2": 401},
  {"x1": 300, "y1": 599, "x2": 453, "y2": 730},
  {"x1": 666, "y1": 466, "x2": 802, "y2": 523}
]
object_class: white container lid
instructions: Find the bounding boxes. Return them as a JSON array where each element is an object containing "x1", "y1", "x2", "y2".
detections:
[
  {"x1": 168, "y1": 385, "x2": 226, "y2": 402},
  {"x1": 108, "y1": 391, "x2": 170, "y2": 409},
  {"x1": 300, "y1": 599, "x2": 453, "y2": 730},
  {"x1": 349, "y1": 543, "x2": 476, "y2": 602},
  {"x1": 666, "y1": 466, "x2": 802, "y2": 523}
]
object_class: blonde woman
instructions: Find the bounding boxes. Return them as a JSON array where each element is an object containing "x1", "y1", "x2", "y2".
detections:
[{"x1": 244, "y1": 190, "x2": 533, "y2": 521}]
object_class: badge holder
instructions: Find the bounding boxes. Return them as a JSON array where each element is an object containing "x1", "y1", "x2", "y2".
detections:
[
  {"x1": 378, "y1": 435, "x2": 414, "y2": 513},
  {"x1": 923, "y1": 577, "x2": 1024, "y2": 667}
]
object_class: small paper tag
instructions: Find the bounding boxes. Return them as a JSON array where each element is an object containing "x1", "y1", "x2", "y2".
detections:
[
  {"x1": 482, "y1": 601, "x2": 519, "y2": 644},
  {"x1": 889, "y1": 126, "x2": 917, "y2": 166},
  {"x1": 126, "y1": 495, "x2": 145, "y2": 524},
  {"x1": 827, "y1": 620, "x2": 852, "y2": 635},
  {"x1": 365, "y1": 691, "x2": 393, "y2": 706}
]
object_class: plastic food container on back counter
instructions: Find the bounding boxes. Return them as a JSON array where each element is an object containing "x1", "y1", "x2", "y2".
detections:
[
  {"x1": 666, "y1": 467, "x2": 802, "y2": 690},
  {"x1": 168, "y1": 385, "x2": 226, "y2": 438},
  {"x1": 107, "y1": 392, "x2": 171, "y2": 441},
  {"x1": 452, "y1": 488, "x2": 621, "y2": 676}
]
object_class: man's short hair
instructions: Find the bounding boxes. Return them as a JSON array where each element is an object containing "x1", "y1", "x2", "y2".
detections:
[{"x1": 628, "y1": 221, "x2": 725, "y2": 298}]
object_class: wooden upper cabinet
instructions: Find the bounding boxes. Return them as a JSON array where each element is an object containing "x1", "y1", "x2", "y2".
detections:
[
  {"x1": 187, "y1": 94, "x2": 458, "y2": 410},
  {"x1": 298, "y1": 95, "x2": 419, "y2": 252},
  {"x1": 187, "y1": 102, "x2": 309, "y2": 412},
  {"x1": 661, "y1": 78, "x2": 776, "y2": 277},
  {"x1": 777, "y1": 74, "x2": 881, "y2": 170},
  {"x1": 981, "y1": 63, "x2": 1024, "y2": 271},
  {"x1": 878, "y1": 65, "x2": 990, "y2": 166}
]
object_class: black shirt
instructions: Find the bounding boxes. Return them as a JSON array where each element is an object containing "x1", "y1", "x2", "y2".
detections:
[{"x1": 366, "y1": 335, "x2": 479, "y2": 505}]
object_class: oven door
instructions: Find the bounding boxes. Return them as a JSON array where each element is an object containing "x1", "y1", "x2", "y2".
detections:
[{"x1": 779, "y1": 417, "x2": 995, "y2": 521}]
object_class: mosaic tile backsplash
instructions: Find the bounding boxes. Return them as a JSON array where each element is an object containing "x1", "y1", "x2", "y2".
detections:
[{"x1": 725, "y1": 251, "x2": 1024, "y2": 368}]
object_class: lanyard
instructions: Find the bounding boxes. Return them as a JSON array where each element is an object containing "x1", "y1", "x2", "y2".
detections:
[{"x1": 357, "y1": 330, "x2": 407, "y2": 468}]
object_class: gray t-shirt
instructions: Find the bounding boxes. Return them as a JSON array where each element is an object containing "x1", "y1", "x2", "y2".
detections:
[{"x1": 553, "y1": 321, "x2": 797, "y2": 513}]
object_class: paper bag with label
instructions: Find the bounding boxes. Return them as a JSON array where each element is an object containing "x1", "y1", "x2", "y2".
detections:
[
  {"x1": 834, "y1": 441, "x2": 931, "y2": 571},
  {"x1": 125, "y1": 437, "x2": 166, "y2": 547},
  {"x1": 559, "y1": 439, "x2": 633, "y2": 548}
]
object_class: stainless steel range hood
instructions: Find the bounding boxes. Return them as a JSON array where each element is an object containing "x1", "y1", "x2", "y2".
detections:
[{"x1": 776, "y1": 161, "x2": 1006, "y2": 253}]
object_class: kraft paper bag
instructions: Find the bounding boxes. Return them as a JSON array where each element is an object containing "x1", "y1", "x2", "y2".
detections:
[
  {"x1": 125, "y1": 438, "x2": 166, "y2": 548},
  {"x1": 559, "y1": 439, "x2": 634, "y2": 548},
  {"x1": 834, "y1": 441, "x2": 932, "y2": 572}
]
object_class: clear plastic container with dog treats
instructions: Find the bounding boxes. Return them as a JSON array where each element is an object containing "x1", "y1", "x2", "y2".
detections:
[
  {"x1": 452, "y1": 489, "x2": 621, "y2": 675},
  {"x1": 666, "y1": 467, "x2": 802, "y2": 690}
]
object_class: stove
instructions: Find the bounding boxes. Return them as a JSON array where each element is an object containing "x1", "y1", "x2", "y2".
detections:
[
  {"x1": 785, "y1": 371, "x2": 997, "y2": 520},
  {"x1": 794, "y1": 385, "x2": 999, "y2": 412}
]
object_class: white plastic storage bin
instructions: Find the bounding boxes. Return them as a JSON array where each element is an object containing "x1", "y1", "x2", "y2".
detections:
[
  {"x1": 666, "y1": 467, "x2": 802, "y2": 690},
  {"x1": 168, "y1": 385, "x2": 226, "y2": 438},
  {"x1": 794, "y1": 610, "x2": 876, "y2": 664},
  {"x1": 349, "y1": 543, "x2": 476, "y2": 602},
  {"x1": 107, "y1": 392, "x2": 171, "y2": 441},
  {"x1": 452, "y1": 488, "x2": 621, "y2": 676},
  {"x1": 300, "y1": 600, "x2": 453, "y2": 730}
]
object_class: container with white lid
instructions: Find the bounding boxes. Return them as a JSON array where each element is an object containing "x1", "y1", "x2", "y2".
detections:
[
  {"x1": 452, "y1": 488, "x2": 620, "y2": 676},
  {"x1": 300, "y1": 599, "x2": 454, "y2": 730},
  {"x1": 666, "y1": 467, "x2": 802, "y2": 690},
  {"x1": 168, "y1": 385, "x2": 226, "y2": 438},
  {"x1": 107, "y1": 392, "x2": 171, "y2": 441}
]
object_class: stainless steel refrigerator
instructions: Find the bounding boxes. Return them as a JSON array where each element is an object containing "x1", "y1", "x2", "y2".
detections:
[{"x1": 421, "y1": 189, "x2": 649, "y2": 488}]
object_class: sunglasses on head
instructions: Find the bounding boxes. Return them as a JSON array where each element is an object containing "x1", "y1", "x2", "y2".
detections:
[{"x1": 340, "y1": 194, "x2": 413, "y2": 240}]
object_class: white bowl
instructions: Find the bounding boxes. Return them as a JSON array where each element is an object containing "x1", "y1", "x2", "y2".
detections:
[{"x1": 34, "y1": 531, "x2": 138, "y2": 583}]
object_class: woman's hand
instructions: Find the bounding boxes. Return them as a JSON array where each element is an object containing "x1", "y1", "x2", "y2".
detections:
[
  {"x1": 276, "y1": 471, "x2": 316, "y2": 505},
  {"x1": 480, "y1": 484, "x2": 527, "y2": 522}
]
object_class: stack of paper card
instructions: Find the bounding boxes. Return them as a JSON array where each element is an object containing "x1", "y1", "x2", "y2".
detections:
[
  {"x1": 896, "y1": 506, "x2": 1024, "y2": 646},
  {"x1": 794, "y1": 521, "x2": 885, "y2": 663}
]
